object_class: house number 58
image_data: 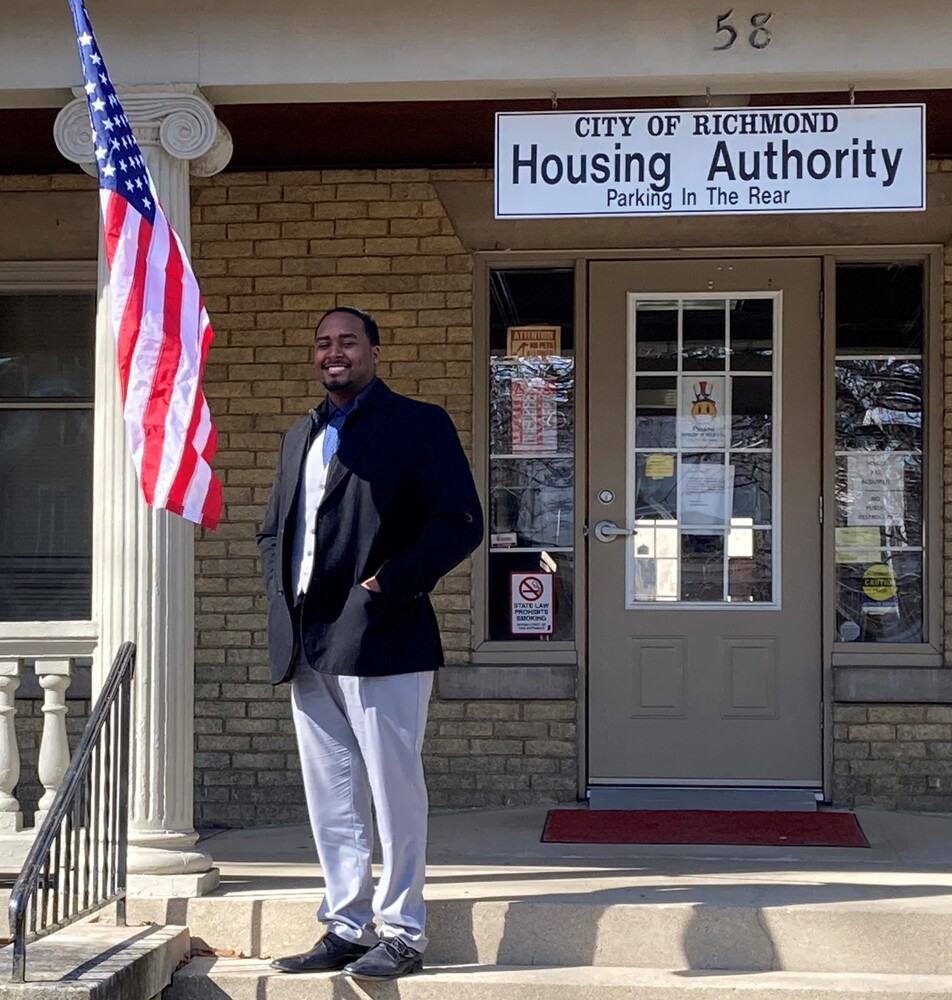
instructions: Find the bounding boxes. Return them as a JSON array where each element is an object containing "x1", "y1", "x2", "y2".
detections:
[{"x1": 714, "y1": 9, "x2": 773, "y2": 50}]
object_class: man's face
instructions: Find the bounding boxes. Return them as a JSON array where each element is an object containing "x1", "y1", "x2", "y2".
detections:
[{"x1": 314, "y1": 313, "x2": 379, "y2": 402}]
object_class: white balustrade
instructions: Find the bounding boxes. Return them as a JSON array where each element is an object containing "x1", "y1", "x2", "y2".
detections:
[
  {"x1": 0, "y1": 627, "x2": 95, "y2": 847},
  {"x1": 0, "y1": 658, "x2": 23, "y2": 832},
  {"x1": 33, "y1": 659, "x2": 74, "y2": 828}
]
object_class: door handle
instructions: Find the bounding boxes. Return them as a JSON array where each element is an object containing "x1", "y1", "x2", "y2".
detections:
[{"x1": 593, "y1": 519, "x2": 635, "y2": 543}]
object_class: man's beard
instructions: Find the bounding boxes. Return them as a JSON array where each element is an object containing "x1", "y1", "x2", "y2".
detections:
[{"x1": 321, "y1": 367, "x2": 352, "y2": 390}]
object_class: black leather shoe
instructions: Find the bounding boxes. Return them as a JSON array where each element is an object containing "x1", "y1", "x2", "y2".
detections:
[
  {"x1": 270, "y1": 931, "x2": 371, "y2": 973},
  {"x1": 341, "y1": 938, "x2": 424, "y2": 980}
]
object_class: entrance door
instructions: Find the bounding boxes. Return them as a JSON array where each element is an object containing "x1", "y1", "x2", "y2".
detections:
[{"x1": 587, "y1": 258, "x2": 822, "y2": 793}]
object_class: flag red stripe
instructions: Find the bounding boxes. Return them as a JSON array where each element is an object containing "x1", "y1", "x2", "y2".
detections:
[
  {"x1": 112, "y1": 201, "x2": 152, "y2": 405},
  {"x1": 201, "y1": 474, "x2": 223, "y2": 529},
  {"x1": 138, "y1": 224, "x2": 185, "y2": 503},
  {"x1": 102, "y1": 189, "x2": 126, "y2": 270}
]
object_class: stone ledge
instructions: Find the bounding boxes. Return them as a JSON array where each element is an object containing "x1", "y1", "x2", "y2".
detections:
[
  {"x1": 0, "y1": 923, "x2": 188, "y2": 999},
  {"x1": 834, "y1": 667, "x2": 952, "y2": 703},
  {"x1": 437, "y1": 664, "x2": 576, "y2": 701}
]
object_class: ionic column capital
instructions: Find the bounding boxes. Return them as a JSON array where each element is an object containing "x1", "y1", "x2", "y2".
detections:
[{"x1": 53, "y1": 84, "x2": 233, "y2": 177}]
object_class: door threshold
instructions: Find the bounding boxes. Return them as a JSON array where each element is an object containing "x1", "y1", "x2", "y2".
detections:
[{"x1": 587, "y1": 786, "x2": 821, "y2": 811}]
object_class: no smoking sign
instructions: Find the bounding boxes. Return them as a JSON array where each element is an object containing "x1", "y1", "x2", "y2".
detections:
[{"x1": 510, "y1": 572, "x2": 554, "y2": 635}]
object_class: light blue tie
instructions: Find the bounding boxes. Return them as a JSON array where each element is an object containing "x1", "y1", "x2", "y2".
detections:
[{"x1": 322, "y1": 409, "x2": 346, "y2": 465}]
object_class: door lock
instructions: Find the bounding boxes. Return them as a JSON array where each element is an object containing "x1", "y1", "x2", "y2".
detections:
[{"x1": 593, "y1": 519, "x2": 635, "y2": 543}]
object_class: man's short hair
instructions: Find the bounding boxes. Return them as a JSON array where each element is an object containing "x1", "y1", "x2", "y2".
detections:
[{"x1": 314, "y1": 306, "x2": 380, "y2": 347}]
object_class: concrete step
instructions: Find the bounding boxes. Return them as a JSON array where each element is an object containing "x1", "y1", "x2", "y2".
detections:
[
  {"x1": 126, "y1": 896, "x2": 952, "y2": 976},
  {"x1": 0, "y1": 923, "x2": 187, "y2": 999},
  {"x1": 166, "y1": 957, "x2": 952, "y2": 1000}
]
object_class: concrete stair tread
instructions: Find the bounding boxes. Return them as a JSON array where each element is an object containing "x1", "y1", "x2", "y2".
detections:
[
  {"x1": 126, "y1": 895, "x2": 952, "y2": 976},
  {"x1": 169, "y1": 957, "x2": 952, "y2": 997},
  {"x1": 0, "y1": 923, "x2": 188, "y2": 999}
]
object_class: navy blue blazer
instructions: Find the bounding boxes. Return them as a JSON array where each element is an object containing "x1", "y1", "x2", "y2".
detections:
[{"x1": 256, "y1": 379, "x2": 483, "y2": 684}]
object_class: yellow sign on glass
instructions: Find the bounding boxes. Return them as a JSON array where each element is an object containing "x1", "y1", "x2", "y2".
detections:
[
  {"x1": 862, "y1": 563, "x2": 897, "y2": 601},
  {"x1": 835, "y1": 527, "x2": 881, "y2": 564},
  {"x1": 645, "y1": 454, "x2": 675, "y2": 479}
]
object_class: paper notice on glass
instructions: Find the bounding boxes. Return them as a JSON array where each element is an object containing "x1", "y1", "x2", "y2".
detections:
[
  {"x1": 679, "y1": 463, "x2": 733, "y2": 527},
  {"x1": 511, "y1": 377, "x2": 558, "y2": 455},
  {"x1": 679, "y1": 377, "x2": 727, "y2": 449},
  {"x1": 846, "y1": 454, "x2": 905, "y2": 527},
  {"x1": 645, "y1": 453, "x2": 675, "y2": 479},
  {"x1": 835, "y1": 526, "x2": 882, "y2": 563}
]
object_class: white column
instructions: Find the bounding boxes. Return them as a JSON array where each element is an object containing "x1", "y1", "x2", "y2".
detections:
[
  {"x1": 33, "y1": 659, "x2": 73, "y2": 828},
  {"x1": 0, "y1": 659, "x2": 22, "y2": 833},
  {"x1": 54, "y1": 87, "x2": 233, "y2": 896}
]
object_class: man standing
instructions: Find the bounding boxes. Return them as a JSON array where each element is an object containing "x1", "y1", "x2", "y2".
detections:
[{"x1": 256, "y1": 307, "x2": 482, "y2": 981}]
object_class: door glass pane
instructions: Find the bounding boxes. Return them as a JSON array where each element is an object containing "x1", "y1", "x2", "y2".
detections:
[
  {"x1": 833, "y1": 261, "x2": 925, "y2": 644},
  {"x1": 635, "y1": 376, "x2": 676, "y2": 448},
  {"x1": 732, "y1": 377, "x2": 772, "y2": 449},
  {"x1": 680, "y1": 533, "x2": 725, "y2": 601},
  {"x1": 682, "y1": 300, "x2": 726, "y2": 371},
  {"x1": 728, "y1": 529, "x2": 773, "y2": 603},
  {"x1": 631, "y1": 293, "x2": 777, "y2": 606},
  {"x1": 731, "y1": 455, "x2": 772, "y2": 524},
  {"x1": 634, "y1": 301, "x2": 678, "y2": 371},
  {"x1": 729, "y1": 298, "x2": 773, "y2": 371}
]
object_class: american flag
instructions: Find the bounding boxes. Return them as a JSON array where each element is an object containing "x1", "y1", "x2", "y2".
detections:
[{"x1": 68, "y1": 0, "x2": 222, "y2": 529}]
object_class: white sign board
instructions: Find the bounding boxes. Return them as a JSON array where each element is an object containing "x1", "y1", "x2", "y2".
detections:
[
  {"x1": 847, "y1": 453, "x2": 905, "y2": 527},
  {"x1": 495, "y1": 105, "x2": 925, "y2": 218},
  {"x1": 510, "y1": 572, "x2": 554, "y2": 635},
  {"x1": 511, "y1": 377, "x2": 558, "y2": 455}
]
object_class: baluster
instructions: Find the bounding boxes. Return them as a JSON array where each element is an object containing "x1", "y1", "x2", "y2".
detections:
[
  {"x1": 0, "y1": 658, "x2": 23, "y2": 832},
  {"x1": 34, "y1": 659, "x2": 73, "y2": 827}
]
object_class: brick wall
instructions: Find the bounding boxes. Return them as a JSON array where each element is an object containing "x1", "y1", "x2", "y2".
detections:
[
  {"x1": 189, "y1": 168, "x2": 577, "y2": 825},
  {"x1": 832, "y1": 706, "x2": 952, "y2": 811}
]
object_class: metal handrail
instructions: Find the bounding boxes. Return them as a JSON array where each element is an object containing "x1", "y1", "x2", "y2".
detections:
[{"x1": 8, "y1": 641, "x2": 135, "y2": 982}]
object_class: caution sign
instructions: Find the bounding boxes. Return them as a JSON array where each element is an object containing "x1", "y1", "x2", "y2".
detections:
[
  {"x1": 510, "y1": 572, "x2": 554, "y2": 635},
  {"x1": 861, "y1": 562, "x2": 899, "y2": 617},
  {"x1": 862, "y1": 563, "x2": 897, "y2": 601}
]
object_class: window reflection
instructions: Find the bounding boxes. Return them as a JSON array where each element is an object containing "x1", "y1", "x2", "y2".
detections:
[
  {"x1": 0, "y1": 293, "x2": 95, "y2": 622},
  {"x1": 833, "y1": 262, "x2": 925, "y2": 644},
  {"x1": 488, "y1": 268, "x2": 575, "y2": 641}
]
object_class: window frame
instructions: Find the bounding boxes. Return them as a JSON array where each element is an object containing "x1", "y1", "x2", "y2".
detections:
[
  {"x1": 0, "y1": 260, "x2": 98, "y2": 637},
  {"x1": 822, "y1": 249, "x2": 944, "y2": 668},
  {"x1": 472, "y1": 256, "x2": 585, "y2": 663}
]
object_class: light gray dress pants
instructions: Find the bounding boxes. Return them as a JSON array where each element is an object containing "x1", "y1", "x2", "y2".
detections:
[{"x1": 290, "y1": 661, "x2": 433, "y2": 952}]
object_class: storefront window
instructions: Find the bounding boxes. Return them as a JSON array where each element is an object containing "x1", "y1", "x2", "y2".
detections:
[
  {"x1": 487, "y1": 269, "x2": 575, "y2": 641},
  {"x1": 834, "y1": 262, "x2": 924, "y2": 643},
  {"x1": 0, "y1": 294, "x2": 95, "y2": 621}
]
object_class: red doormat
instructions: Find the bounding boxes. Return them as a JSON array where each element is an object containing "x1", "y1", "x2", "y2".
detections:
[{"x1": 542, "y1": 809, "x2": 869, "y2": 847}]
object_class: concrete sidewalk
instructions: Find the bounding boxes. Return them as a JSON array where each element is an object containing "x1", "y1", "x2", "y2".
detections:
[{"x1": 195, "y1": 805, "x2": 952, "y2": 904}]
